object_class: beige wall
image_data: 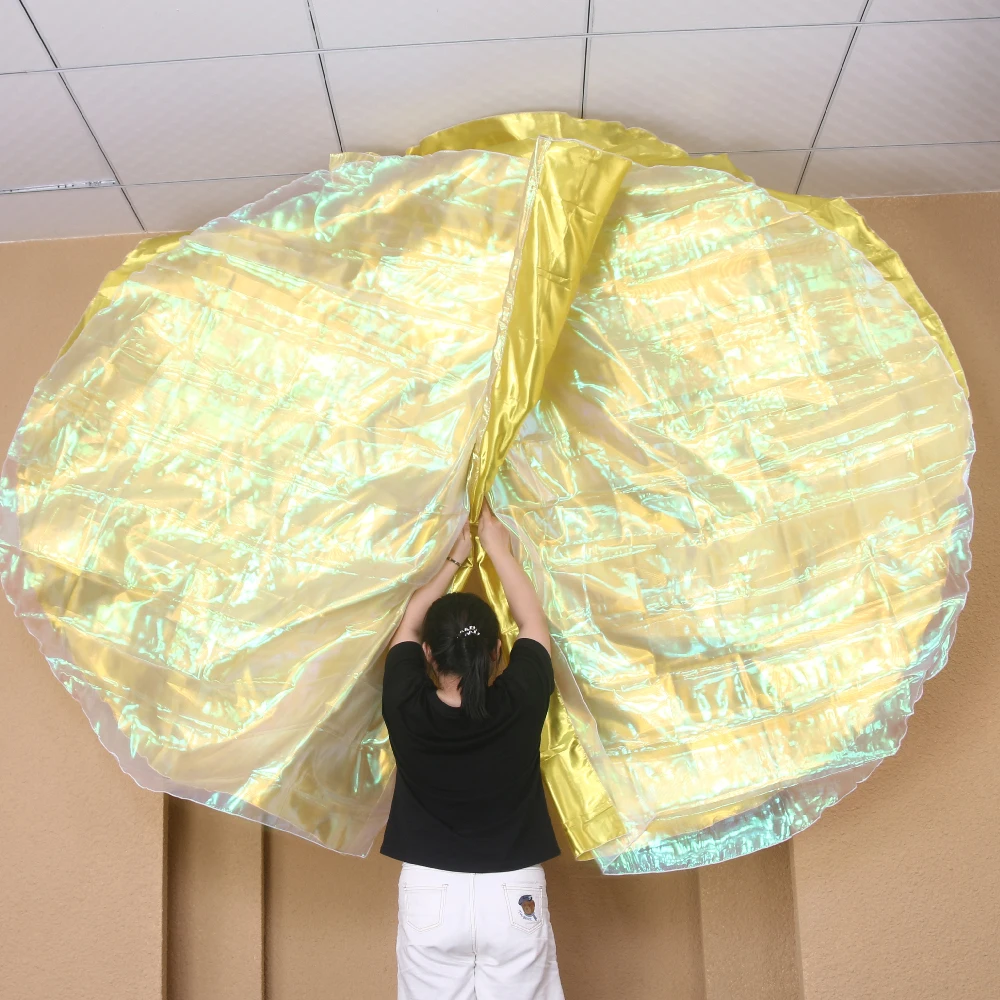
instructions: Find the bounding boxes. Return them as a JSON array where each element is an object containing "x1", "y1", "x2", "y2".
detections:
[
  {"x1": 790, "y1": 194, "x2": 1000, "y2": 1000},
  {"x1": 1, "y1": 194, "x2": 997, "y2": 1000},
  {"x1": 1, "y1": 236, "x2": 168, "y2": 1000}
]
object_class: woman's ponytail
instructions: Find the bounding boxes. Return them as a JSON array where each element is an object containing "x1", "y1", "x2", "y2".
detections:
[
  {"x1": 454, "y1": 635, "x2": 491, "y2": 721},
  {"x1": 421, "y1": 592, "x2": 500, "y2": 722}
]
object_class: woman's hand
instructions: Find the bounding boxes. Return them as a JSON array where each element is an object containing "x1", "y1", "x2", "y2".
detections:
[
  {"x1": 477, "y1": 502, "x2": 511, "y2": 558},
  {"x1": 390, "y1": 519, "x2": 470, "y2": 648},
  {"x1": 448, "y1": 520, "x2": 473, "y2": 566},
  {"x1": 477, "y1": 501, "x2": 549, "y2": 651}
]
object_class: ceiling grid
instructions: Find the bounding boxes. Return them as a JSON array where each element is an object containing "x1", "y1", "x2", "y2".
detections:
[{"x1": 1, "y1": 0, "x2": 996, "y2": 241}]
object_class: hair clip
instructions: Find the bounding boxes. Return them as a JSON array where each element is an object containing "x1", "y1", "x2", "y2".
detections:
[{"x1": 458, "y1": 624, "x2": 480, "y2": 637}]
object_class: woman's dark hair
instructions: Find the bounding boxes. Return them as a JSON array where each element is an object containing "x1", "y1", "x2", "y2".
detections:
[{"x1": 421, "y1": 592, "x2": 500, "y2": 721}]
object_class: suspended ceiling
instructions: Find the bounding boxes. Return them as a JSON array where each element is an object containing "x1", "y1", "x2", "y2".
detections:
[{"x1": 1, "y1": 0, "x2": 998, "y2": 241}]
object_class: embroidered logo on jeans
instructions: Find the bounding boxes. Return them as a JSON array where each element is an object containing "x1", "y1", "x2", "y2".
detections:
[{"x1": 518, "y1": 895, "x2": 537, "y2": 920}]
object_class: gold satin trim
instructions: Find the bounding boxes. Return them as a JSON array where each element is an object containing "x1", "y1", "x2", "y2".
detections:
[
  {"x1": 407, "y1": 111, "x2": 753, "y2": 178},
  {"x1": 450, "y1": 136, "x2": 632, "y2": 854},
  {"x1": 463, "y1": 138, "x2": 632, "y2": 521}
]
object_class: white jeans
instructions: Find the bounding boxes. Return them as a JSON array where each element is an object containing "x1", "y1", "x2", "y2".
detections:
[{"x1": 396, "y1": 863, "x2": 565, "y2": 1000}]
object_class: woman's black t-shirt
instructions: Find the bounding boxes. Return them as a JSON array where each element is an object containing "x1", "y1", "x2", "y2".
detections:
[{"x1": 380, "y1": 637, "x2": 560, "y2": 873}]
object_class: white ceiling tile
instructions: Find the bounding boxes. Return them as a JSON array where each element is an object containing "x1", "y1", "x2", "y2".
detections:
[
  {"x1": 325, "y1": 37, "x2": 584, "y2": 153},
  {"x1": 310, "y1": 0, "x2": 587, "y2": 48},
  {"x1": 0, "y1": 185, "x2": 140, "y2": 242},
  {"x1": 0, "y1": 74, "x2": 112, "y2": 190},
  {"x1": 585, "y1": 26, "x2": 853, "y2": 153},
  {"x1": 819, "y1": 21, "x2": 1000, "y2": 146},
  {"x1": 800, "y1": 142, "x2": 1000, "y2": 197},
  {"x1": 593, "y1": 1, "x2": 864, "y2": 32},
  {"x1": 23, "y1": 0, "x2": 316, "y2": 66},
  {"x1": 0, "y1": 0, "x2": 52, "y2": 72},
  {"x1": 865, "y1": 0, "x2": 1000, "y2": 20},
  {"x1": 64, "y1": 54, "x2": 339, "y2": 185},
  {"x1": 127, "y1": 174, "x2": 303, "y2": 232},
  {"x1": 727, "y1": 150, "x2": 809, "y2": 192}
]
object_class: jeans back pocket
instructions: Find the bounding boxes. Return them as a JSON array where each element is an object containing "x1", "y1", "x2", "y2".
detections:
[
  {"x1": 402, "y1": 885, "x2": 447, "y2": 931},
  {"x1": 503, "y1": 883, "x2": 545, "y2": 933}
]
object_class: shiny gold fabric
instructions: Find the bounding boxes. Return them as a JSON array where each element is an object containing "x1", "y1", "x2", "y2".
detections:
[
  {"x1": 450, "y1": 137, "x2": 633, "y2": 852},
  {"x1": 0, "y1": 115, "x2": 972, "y2": 872}
]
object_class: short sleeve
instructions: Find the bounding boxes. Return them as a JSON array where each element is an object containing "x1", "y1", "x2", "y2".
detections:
[
  {"x1": 501, "y1": 638, "x2": 554, "y2": 711},
  {"x1": 382, "y1": 641, "x2": 427, "y2": 713}
]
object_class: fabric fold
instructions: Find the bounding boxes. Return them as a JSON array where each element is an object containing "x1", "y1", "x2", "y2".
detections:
[{"x1": 449, "y1": 136, "x2": 632, "y2": 855}]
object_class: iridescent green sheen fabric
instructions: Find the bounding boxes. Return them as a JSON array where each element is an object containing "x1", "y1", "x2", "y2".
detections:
[
  {"x1": 0, "y1": 121, "x2": 972, "y2": 873},
  {"x1": 494, "y1": 164, "x2": 972, "y2": 871},
  {"x1": 2, "y1": 150, "x2": 534, "y2": 853}
]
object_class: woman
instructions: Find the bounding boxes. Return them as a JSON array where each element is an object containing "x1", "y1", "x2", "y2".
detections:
[{"x1": 381, "y1": 503, "x2": 564, "y2": 1000}]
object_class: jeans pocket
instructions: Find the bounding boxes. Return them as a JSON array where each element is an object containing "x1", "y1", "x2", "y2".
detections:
[
  {"x1": 402, "y1": 885, "x2": 447, "y2": 931},
  {"x1": 503, "y1": 883, "x2": 546, "y2": 934}
]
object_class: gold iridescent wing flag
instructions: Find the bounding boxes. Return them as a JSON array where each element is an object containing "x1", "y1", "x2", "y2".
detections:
[{"x1": 0, "y1": 115, "x2": 972, "y2": 872}]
